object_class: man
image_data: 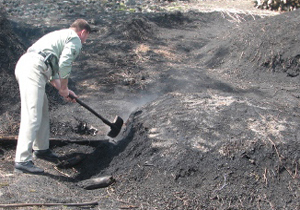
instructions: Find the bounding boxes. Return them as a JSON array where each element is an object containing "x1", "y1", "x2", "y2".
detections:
[{"x1": 14, "y1": 19, "x2": 91, "y2": 174}]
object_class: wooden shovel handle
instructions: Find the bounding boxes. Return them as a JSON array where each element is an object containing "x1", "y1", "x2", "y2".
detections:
[{"x1": 68, "y1": 94, "x2": 112, "y2": 127}]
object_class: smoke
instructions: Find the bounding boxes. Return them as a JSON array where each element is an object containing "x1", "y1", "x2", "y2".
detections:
[{"x1": 117, "y1": 93, "x2": 159, "y2": 121}]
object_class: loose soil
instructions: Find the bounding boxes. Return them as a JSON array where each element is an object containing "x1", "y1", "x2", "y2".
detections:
[{"x1": 0, "y1": 0, "x2": 299, "y2": 209}]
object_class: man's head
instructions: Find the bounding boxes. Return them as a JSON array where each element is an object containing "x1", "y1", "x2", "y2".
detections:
[{"x1": 70, "y1": 19, "x2": 91, "y2": 43}]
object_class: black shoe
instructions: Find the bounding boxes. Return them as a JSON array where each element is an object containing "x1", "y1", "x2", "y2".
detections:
[
  {"x1": 33, "y1": 149, "x2": 59, "y2": 163},
  {"x1": 14, "y1": 161, "x2": 44, "y2": 174}
]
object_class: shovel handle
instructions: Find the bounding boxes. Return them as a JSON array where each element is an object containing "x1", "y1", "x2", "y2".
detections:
[{"x1": 68, "y1": 94, "x2": 113, "y2": 127}]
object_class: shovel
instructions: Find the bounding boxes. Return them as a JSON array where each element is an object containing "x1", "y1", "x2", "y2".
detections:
[{"x1": 68, "y1": 94, "x2": 123, "y2": 138}]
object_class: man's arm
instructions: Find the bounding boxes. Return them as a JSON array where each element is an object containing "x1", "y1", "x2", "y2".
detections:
[{"x1": 50, "y1": 79, "x2": 61, "y2": 90}]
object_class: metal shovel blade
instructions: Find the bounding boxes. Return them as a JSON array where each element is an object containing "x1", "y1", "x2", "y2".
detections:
[
  {"x1": 68, "y1": 94, "x2": 124, "y2": 138},
  {"x1": 107, "y1": 116, "x2": 124, "y2": 138}
]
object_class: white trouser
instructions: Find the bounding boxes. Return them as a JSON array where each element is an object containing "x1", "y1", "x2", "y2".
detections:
[{"x1": 15, "y1": 52, "x2": 52, "y2": 162}]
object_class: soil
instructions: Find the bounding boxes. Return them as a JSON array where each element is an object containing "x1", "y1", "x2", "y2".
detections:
[{"x1": 0, "y1": 0, "x2": 300, "y2": 209}]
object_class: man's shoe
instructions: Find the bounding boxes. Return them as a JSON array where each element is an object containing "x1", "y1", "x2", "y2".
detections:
[
  {"x1": 33, "y1": 149, "x2": 59, "y2": 163},
  {"x1": 14, "y1": 161, "x2": 44, "y2": 174}
]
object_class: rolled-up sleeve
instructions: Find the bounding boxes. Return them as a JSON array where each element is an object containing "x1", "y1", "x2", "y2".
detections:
[{"x1": 59, "y1": 37, "x2": 81, "y2": 79}]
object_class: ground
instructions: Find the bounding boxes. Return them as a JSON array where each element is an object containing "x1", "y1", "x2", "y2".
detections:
[{"x1": 0, "y1": 0, "x2": 299, "y2": 209}]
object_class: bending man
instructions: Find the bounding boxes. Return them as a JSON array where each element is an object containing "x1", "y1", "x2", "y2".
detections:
[{"x1": 14, "y1": 19, "x2": 91, "y2": 174}]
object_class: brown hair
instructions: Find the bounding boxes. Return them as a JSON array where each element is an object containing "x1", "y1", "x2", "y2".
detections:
[{"x1": 70, "y1": 19, "x2": 91, "y2": 33}]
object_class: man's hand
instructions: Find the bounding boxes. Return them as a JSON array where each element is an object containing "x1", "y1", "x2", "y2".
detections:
[
  {"x1": 68, "y1": 90, "x2": 77, "y2": 103},
  {"x1": 58, "y1": 87, "x2": 69, "y2": 98},
  {"x1": 59, "y1": 88, "x2": 77, "y2": 103},
  {"x1": 50, "y1": 78, "x2": 77, "y2": 102}
]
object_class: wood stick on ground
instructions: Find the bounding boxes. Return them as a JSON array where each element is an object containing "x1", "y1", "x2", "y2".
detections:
[
  {"x1": 0, "y1": 135, "x2": 67, "y2": 141},
  {"x1": 213, "y1": 174, "x2": 228, "y2": 193},
  {"x1": 53, "y1": 166, "x2": 72, "y2": 178},
  {"x1": 0, "y1": 200, "x2": 99, "y2": 208},
  {"x1": 119, "y1": 205, "x2": 139, "y2": 209},
  {"x1": 0, "y1": 135, "x2": 107, "y2": 143},
  {"x1": 267, "y1": 137, "x2": 282, "y2": 162},
  {"x1": 263, "y1": 168, "x2": 268, "y2": 186},
  {"x1": 294, "y1": 162, "x2": 298, "y2": 179}
]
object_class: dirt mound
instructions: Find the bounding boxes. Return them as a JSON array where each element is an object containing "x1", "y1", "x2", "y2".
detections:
[
  {"x1": 0, "y1": 12, "x2": 25, "y2": 134},
  {"x1": 120, "y1": 17, "x2": 158, "y2": 41},
  {"x1": 201, "y1": 9, "x2": 300, "y2": 78},
  {"x1": 98, "y1": 92, "x2": 300, "y2": 209}
]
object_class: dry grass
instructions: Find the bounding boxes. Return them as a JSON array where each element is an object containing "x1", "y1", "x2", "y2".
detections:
[{"x1": 134, "y1": 44, "x2": 182, "y2": 62}]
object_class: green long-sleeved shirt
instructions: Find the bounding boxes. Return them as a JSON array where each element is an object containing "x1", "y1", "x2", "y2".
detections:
[{"x1": 27, "y1": 28, "x2": 82, "y2": 79}]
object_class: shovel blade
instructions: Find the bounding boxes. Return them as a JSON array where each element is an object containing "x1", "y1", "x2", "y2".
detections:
[{"x1": 107, "y1": 116, "x2": 124, "y2": 138}]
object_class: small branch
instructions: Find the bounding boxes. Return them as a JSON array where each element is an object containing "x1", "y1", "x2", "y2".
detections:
[
  {"x1": 0, "y1": 135, "x2": 107, "y2": 143},
  {"x1": 267, "y1": 137, "x2": 282, "y2": 162},
  {"x1": 0, "y1": 135, "x2": 18, "y2": 140},
  {"x1": 0, "y1": 135, "x2": 66, "y2": 141},
  {"x1": 263, "y1": 168, "x2": 268, "y2": 186},
  {"x1": 294, "y1": 162, "x2": 299, "y2": 179},
  {"x1": 213, "y1": 174, "x2": 228, "y2": 193},
  {"x1": 0, "y1": 200, "x2": 99, "y2": 208},
  {"x1": 53, "y1": 166, "x2": 72, "y2": 177},
  {"x1": 119, "y1": 205, "x2": 139, "y2": 209},
  {"x1": 284, "y1": 166, "x2": 293, "y2": 178},
  {"x1": 264, "y1": 194, "x2": 276, "y2": 210}
]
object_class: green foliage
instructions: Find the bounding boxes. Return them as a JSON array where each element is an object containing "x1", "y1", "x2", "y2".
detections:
[{"x1": 254, "y1": 0, "x2": 300, "y2": 11}]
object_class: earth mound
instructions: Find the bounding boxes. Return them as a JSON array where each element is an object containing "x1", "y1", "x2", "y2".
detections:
[
  {"x1": 101, "y1": 92, "x2": 300, "y2": 209},
  {"x1": 201, "y1": 9, "x2": 300, "y2": 78},
  {"x1": 0, "y1": 12, "x2": 24, "y2": 135}
]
